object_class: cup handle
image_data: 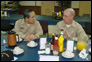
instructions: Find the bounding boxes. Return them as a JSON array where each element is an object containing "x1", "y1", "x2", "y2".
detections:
[{"x1": 16, "y1": 34, "x2": 19, "y2": 42}]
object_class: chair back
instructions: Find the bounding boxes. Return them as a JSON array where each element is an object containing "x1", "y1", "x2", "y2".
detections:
[
  {"x1": 1, "y1": 20, "x2": 11, "y2": 31},
  {"x1": 40, "y1": 21, "x2": 48, "y2": 34},
  {"x1": 84, "y1": 22, "x2": 91, "y2": 35}
]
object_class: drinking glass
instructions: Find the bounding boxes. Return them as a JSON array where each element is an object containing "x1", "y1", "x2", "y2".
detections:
[
  {"x1": 2, "y1": 35, "x2": 7, "y2": 46},
  {"x1": 77, "y1": 35, "x2": 87, "y2": 51}
]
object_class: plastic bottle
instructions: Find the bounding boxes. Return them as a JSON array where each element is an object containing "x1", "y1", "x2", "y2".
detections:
[
  {"x1": 53, "y1": 34, "x2": 59, "y2": 52},
  {"x1": 59, "y1": 11, "x2": 62, "y2": 17},
  {"x1": 52, "y1": 11, "x2": 54, "y2": 18},
  {"x1": 58, "y1": 29, "x2": 64, "y2": 52},
  {"x1": 1, "y1": 10, "x2": 3, "y2": 17}
]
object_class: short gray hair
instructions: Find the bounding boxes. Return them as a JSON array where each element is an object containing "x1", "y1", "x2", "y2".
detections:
[{"x1": 64, "y1": 8, "x2": 75, "y2": 16}]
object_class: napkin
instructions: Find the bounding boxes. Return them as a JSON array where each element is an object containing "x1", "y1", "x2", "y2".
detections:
[
  {"x1": 11, "y1": 57, "x2": 18, "y2": 61},
  {"x1": 66, "y1": 40, "x2": 74, "y2": 52},
  {"x1": 38, "y1": 50, "x2": 45, "y2": 54},
  {"x1": 39, "y1": 55, "x2": 59, "y2": 61},
  {"x1": 79, "y1": 49, "x2": 88, "y2": 59},
  {"x1": 40, "y1": 38, "x2": 47, "y2": 50}
]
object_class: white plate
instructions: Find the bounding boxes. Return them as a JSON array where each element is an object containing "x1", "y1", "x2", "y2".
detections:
[
  {"x1": 27, "y1": 42, "x2": 38, "y2": 47},
  {"x1": 13, "y1": 49, "x2": 24, "y2": 55},
  {"x1": 62, "y1": 52, "x2": 75, "y2": 58},
  {"x1": 89, "y1": 48, "x2": 91, "y2": 53}
]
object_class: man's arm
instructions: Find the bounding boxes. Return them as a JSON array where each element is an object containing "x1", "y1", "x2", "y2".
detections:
[
  {"x1": 66, "y1": 24, "x2": 88, "y2": 41},
  {"x1": 34, "y1": 21, "x2": 43, "y2": 38},
  {"x1": 27, "y1": 21, "x2": 43, "y2": 40},
  {"x1": 13, "y1": 20, "x2": 26, "y2": 39},
  {"x1": 76, "y1": 24, "x2": 88, "y2": 41},
  {"x1": 55, "y1": 23, "x2": 60, "y2": 34}
]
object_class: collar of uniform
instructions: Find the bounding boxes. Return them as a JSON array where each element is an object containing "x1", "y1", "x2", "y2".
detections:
[
  {"x1": 62, "y1": 21, "x2": 66, "y2": 27},
  {"x1": 62, "y1": 20, "x2": 76, "y2": 27},
  {"x1": 21, "y1": 19, "x2": 25, "y2": 25},
  {"x1": 71, "y1": 20, "x2": 76, "y2": 27},
  {"x1": 21, "y1": 19, "x2": 37, "y2": 25},
  {"x1": 21, "y1": 19, "x2": 32, "y2": 25}
]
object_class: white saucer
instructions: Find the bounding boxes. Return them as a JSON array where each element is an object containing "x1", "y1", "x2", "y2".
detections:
[
  {"x1": 13, "y1": 49, "x2": 24, "y2": 55},
  {"x1": 62, "y1": 52, "x2": 75, "y2": 58},
  {"x1": 89, "y1": 48, "x2": 91, "y2": 53},
  {"x1": 27, "y1": 42, "x2": 38, "y2": 47}
]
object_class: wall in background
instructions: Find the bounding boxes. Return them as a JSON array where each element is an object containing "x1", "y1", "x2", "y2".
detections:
[
  {"x1": 71, "y1": 1, "x2": 79, "y2": 8},
  {"x1": 19, "y1": 1, "x2": 79, "y2": 16},
  {"x1": 79, "y1": 1, "x2": 91, "y2": 17},
  {"x1": 2, "y1": 1, "x2": 91, "y2": 17},
  {"x1": 20, "y1": 1, "x2": 58, "y2": 6},
  {"x1": 19, "y1": 1, "x2": 79, "y2": 8},
  {"x1": 20, "y1": 1, "x2": 36, "y2": 6},
  {"x1": 41, "y1": 1, "x2": 55, "y2": 16}
]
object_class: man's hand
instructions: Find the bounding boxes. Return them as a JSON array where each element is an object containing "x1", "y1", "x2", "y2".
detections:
[
  {"x1": 28, "y1": 34, "x2": 38, "y2": 40},
  {"x1": 24, "y1": 35, "x2": 31, "y2": 41},
  {"x1": 64, "y1": 31, "x2": 70, "y2": 39}
]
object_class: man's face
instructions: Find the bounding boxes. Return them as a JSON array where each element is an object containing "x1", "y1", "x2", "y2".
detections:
[
  {"x1": 63, "y1": 10, "x2": 73, "y2": 24},
  {"x1": 26, "y1": 11, "x2": 36, "y2": 24}
]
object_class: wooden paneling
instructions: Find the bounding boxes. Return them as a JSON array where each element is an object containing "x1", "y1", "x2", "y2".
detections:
[
  {"x1": 19, "y1": 6, "x2": 41, "y2": 15},
  {"x1": 73, "y1": 8, "x2": 79, "y2": 16},
  {"x1": 79, "y1": 1, "x2": 91, "y2": 17},
  {"x1": 19, "y1": 6, "x2": 79, "y2": 16},
  {"x1": 41, "y1": 1, "x2": 55, "y2": 16}
]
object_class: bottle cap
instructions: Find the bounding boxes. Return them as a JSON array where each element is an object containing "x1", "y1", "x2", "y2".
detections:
[
  {"x1": 60, "y1": 32, "x2": 63, "y2": 35},
  {"x1": 52, "y1": 33, "x2": 54, "y2": 36},
  {"x1": 55, "y1": 37, "x2": 58, "y2": 40},
  {"x1": 56, "y1": 34, "x2": 58, "y2": 37}
]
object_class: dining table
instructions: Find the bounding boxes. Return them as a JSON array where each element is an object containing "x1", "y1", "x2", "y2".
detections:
[{"x1": 1, "y1": 34, "x2": 91, "y2": 61}]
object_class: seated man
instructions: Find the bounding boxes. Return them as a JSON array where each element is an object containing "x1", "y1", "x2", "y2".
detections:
[
  {"x1": 13, "y1": 9, "x2": 43, "y2": 41},
  {"x1": 55, "y1": 8, "x2": 88, "y2": 41}
]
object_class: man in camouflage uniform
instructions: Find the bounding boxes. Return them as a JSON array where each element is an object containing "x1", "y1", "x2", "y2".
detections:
[
  {"x1": 13, "y1": 9, "x2": 43, "y2": 41},
  {"x1": 56, "y1": 8, "x2": 88, "y2": 41}
]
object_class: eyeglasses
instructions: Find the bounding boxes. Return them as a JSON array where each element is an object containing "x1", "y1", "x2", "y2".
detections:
[{"x1": 63, "y1": 15, "x2": 71, "y2": 18}]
